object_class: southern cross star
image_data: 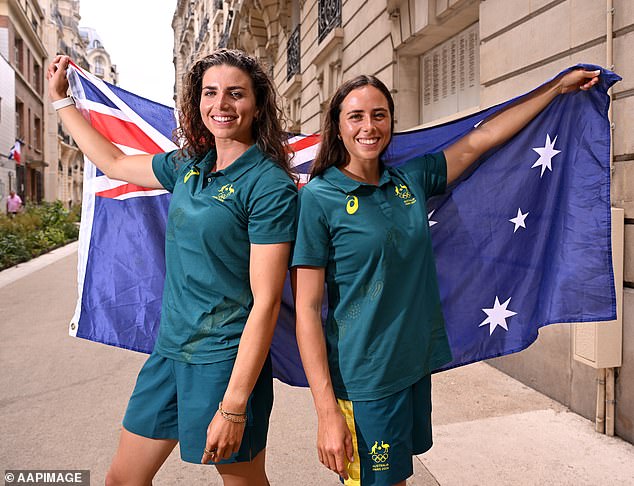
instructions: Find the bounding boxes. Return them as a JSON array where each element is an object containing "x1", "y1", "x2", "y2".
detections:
[
  {"x1": 428, "y1": 210, "x2": 438, "y2": 227},
  {"x1": 479, "y1": 296, "x2": 517, "y2": 335},
  {"x1": 531, "y1": 134, "x2": 561, "y2": 177},
  {"x1": 509, "y1": 208, "x2": 529, "y2": 233}
]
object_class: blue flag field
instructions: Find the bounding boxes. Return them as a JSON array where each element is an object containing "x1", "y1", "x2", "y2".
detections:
[{"x1": 68, "y1": 62, "x2": 620, "y2": 386}]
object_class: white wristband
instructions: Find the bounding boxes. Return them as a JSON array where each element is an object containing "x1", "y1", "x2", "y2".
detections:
[{"x1": 52, "y1": 97, "x2": 75, "y2": 111}]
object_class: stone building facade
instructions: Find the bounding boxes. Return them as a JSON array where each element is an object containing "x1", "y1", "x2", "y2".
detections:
[
  {"x1": 172, "y1": 0, "x2": 634, "y2": 444},
  {"x1": 79, "y1": 26, "x2": 117, "y2": 84},
  {"x1": 0, "y1": 52, "x2": 16, "y2": 211},
  {"x1": 41, "y1": 0, "x2": 87, "y2": 207},
  {"x1": 0, "y1": 0, "x2": 116, "y2": 208},
  {"x1": 0, "y1": 0, "x2": 48, "y2": 204}
]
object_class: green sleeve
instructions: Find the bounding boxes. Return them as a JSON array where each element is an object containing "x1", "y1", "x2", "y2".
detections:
[
  {"x1": 291, "y1": 186, "x2": 329, "y2": 268},
  {"x1": 247, "y1": 167, "x2": 298, "y2": 244},
  {"x1": 400, "y1": 151, "x2": 447, "y2": 199},
  {"x1": 152, "y1": 150, "x2": 191, "y2": 192}
]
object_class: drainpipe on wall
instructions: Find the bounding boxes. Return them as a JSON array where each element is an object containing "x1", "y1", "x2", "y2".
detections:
[
  {"x1": 605, "y1": 0, "x2": 616, "y2": 438},
  {"x1": 596, "y1": 368, "x2": 606, "y2": 434}
]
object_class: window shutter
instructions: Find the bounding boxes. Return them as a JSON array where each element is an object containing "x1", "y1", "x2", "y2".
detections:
[{"x1": 421, "y1": 23, "x2": 479, "y2": 123}]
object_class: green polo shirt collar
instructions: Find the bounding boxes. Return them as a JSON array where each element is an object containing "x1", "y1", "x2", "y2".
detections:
[
  {"x1": 322, "y1": 164, "x2": 395, "y2": 192},
  {"x1": 198, "y1": 144, "x2": 267, "y2": 181}
]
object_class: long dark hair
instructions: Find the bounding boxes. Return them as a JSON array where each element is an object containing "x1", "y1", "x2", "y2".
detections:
[
  {"x1": 175, "y1": 49, "x2": 291, "y2": 176},
  {"x1": 311, "y1": 75, "x2": 395, "y2": 178}
]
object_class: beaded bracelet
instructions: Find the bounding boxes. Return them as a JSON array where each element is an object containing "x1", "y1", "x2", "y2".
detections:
[{"x1": 218, "y1": 402, "x2": 248, "y2": 424}]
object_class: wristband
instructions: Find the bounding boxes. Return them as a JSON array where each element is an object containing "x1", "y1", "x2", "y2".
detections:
[
  {"x1": 52, "y1": 96, "x2": 75, "y2": 111},
  {"x1": 218, "y1": 402, "x2": 248, "y2": 423}
]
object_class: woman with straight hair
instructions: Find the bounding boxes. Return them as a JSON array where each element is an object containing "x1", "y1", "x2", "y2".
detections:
[
  {"x1": 292, "y1": 69, "x2": 599, "y2": 485},
  {"x1": 47, "y1": 48, "x2": 297, "y2": 486}
]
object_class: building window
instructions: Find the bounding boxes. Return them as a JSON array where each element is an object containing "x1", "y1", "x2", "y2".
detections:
[
  {"x1": 14, "y1": 37, "x2": 24, "y2": 73},
  {"x1": 318, "y1": 0, "x2": 341, "y2": 43},
  {"x1": 287, "y1": 25, "x2": 300, "y2": 81},
  {"x1": 33, "y1": 63, "x2": 42, "y2": 94},
  {"x1": 16, "y1": 101, "x2": 24, "y2": 139},
  {"x1": 94, "y1": 57, "x2": 104, "y2": 77},
  {"x1": 420, "y1": 23, "x2": 479, "y2": 124},
  {"x1": 34, "y1": 116, "x2": 41, "y2": 151}
]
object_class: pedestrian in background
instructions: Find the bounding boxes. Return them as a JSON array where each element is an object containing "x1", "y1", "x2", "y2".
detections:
[
  {"x1": 292, "y1": 69, "x2": 600, "y2": 486},
  {"x1": 47, "y1": 48, "x2": 297, "y2": 486},
  {"x1": 6, "y1": 190, "x2": 22, "y2": 217}
]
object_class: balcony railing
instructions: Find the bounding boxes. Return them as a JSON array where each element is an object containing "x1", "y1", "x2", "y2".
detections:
[
  {"x1": 218, "y1": 10, "x2": 234, "y2": 48},
  {"x1": 318, "y1": 0, "x2": 341, "y2": 43},
  {"x1": 287, "y1": 25, "x2": 300, "y2": 81}
]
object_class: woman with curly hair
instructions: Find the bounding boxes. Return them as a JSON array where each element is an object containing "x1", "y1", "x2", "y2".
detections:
[{"x1": 47, "y1": 49, "x2": 297, "y2": 485}]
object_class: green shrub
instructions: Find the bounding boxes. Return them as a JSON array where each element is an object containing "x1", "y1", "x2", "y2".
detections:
[{"x1": 0, "y1": 201, "x2": 80, "y2": 270}]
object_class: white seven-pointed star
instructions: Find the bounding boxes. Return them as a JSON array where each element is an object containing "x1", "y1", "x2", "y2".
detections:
[
  {"x1": 479, "y1": 296, "x2": 517, "y2": 335},
  {"x1": 428, "y1": 210, "x2": 437, "y2": 227},
  {"x1": 509, "y1": 208, "x2": 529, "y2": 233},
  {"x1": 531, "y1": 134, "x2": 561, "y2": 177}
]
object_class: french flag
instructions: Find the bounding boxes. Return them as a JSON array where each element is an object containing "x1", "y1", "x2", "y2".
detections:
[{"x1": 8, "y1": 140, "x2": 21, "y2": 164}]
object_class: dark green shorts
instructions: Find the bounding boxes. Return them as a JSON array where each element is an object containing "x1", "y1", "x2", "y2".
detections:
[
  {"x1": 122, "y1": 351, "x2": 273, "y2": 464},
  {"x1": 337, "y1": 374, "x2": 432, "y2": 485}
]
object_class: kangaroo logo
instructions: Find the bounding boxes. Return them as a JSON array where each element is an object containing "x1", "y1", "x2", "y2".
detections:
[
  {"x1": 369, "y1": 439, "x2": 391, "y2": 471},
  {"x1": 394, "y1": 183, "x2": 417, "y2": 206},
  {"x1": 212, "y1": 184, "x2": 235, "y2": 202}
]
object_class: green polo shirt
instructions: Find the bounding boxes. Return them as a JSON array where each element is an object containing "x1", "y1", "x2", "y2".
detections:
[
  {"x1": 292, "y1": 152, "x2": 452, "y2": 401},
  {"x1": 152, "y1": 144, "x2": 297, "y2": 363}
]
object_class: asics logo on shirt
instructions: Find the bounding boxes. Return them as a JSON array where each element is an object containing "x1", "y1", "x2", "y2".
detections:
[
  {"x1": 394, "y1": 184, "x2": 417, "y2": 206},
  {"x1": 212, "y1": 184, "x2": 235, "y2": 202},
  {"x1": 183, "y1": 168, "x2": 200, "y2": 183},
  {"x1": 346, "y1": 195, "x2": 359, "y2": 215}
]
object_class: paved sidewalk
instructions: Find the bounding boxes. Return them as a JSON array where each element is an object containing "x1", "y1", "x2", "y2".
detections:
[{"x1": 1, "y1": 247, "x2": 633, "y2": 485}]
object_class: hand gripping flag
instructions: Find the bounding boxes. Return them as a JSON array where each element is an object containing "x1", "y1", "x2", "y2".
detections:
[{"x1": 69, "y1": 63, "x2": 620, "y2": 385}]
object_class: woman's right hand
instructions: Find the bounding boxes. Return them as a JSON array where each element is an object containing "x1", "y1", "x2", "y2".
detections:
[
  {"x1": 46, "y1": 55, "x2": 71, "y2": 101},
  {"x1": 316, "y1": 407, "x2": 355, "y2": 479}
]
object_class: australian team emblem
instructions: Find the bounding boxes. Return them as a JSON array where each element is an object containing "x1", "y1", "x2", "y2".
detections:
[
  {"x1": 212, "y1": 184, "x2": 235, "y2": 202},
  {"x1": 369, "y1": 440, "x2": 390, "y2": 472},
  {"x1": 394, "y1": 183, "x2": 417, "y2": 206}
]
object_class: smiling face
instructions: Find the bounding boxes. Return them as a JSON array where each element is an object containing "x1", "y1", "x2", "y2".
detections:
[
  {"x1": 199, "y1": 64, "x2": 258, "y2": 145},
  {"x1": 338, "y1": 85, "x2": 392, "y2": 167}
]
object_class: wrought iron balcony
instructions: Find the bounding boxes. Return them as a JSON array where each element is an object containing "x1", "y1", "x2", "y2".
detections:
[
  {"x1": 318, "y1": 0, "x2": 341, "y2": 43},
  {"x1": 198, "y1": 16, "x2": 209, "y2": 44},
  {"x1": 218, "y1": 10, "x2": 234, "y2": 48},
  {"x1": 287, "y1": 25, "x2": 300, "y2": 81}
]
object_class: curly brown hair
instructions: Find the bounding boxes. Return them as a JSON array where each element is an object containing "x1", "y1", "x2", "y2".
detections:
[
  {"x1": 311, "y1": 75, "x2": 395, "y2": 178},
  {"x1": 175, "y1": 49, "x2": 292, "y2": 176}
]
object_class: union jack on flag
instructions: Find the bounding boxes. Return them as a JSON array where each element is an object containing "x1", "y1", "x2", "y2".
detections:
[{"x1": 68, "y1": 62, "x2": 619, "y2": 387}]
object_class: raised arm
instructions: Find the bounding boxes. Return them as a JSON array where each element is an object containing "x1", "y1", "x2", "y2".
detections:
[
  {"x1": 46, "y1": 55, "x2": 162, "y2": 188},
  {"x1": 293, "y1": 266, "x2": 354, "y2": 480},
  {"x1": 444, "y1": 68, "x2": 600, "y2": 185},
  {"x1": 201, "y1": 242, "x2": 291, "y2": 464}
]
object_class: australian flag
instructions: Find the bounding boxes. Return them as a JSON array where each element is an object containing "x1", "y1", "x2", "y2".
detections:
[{"x1": 68, "y1": 62, "x2": 620, "y2": 386}]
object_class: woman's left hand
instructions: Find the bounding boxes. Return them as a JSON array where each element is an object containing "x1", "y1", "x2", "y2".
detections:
[
  {"x1": 558, "y1": 69, "x2": 601, "y2": 95},
  {"x1": 201, "y1": 411, "x2": 246, "y2": 464}
]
